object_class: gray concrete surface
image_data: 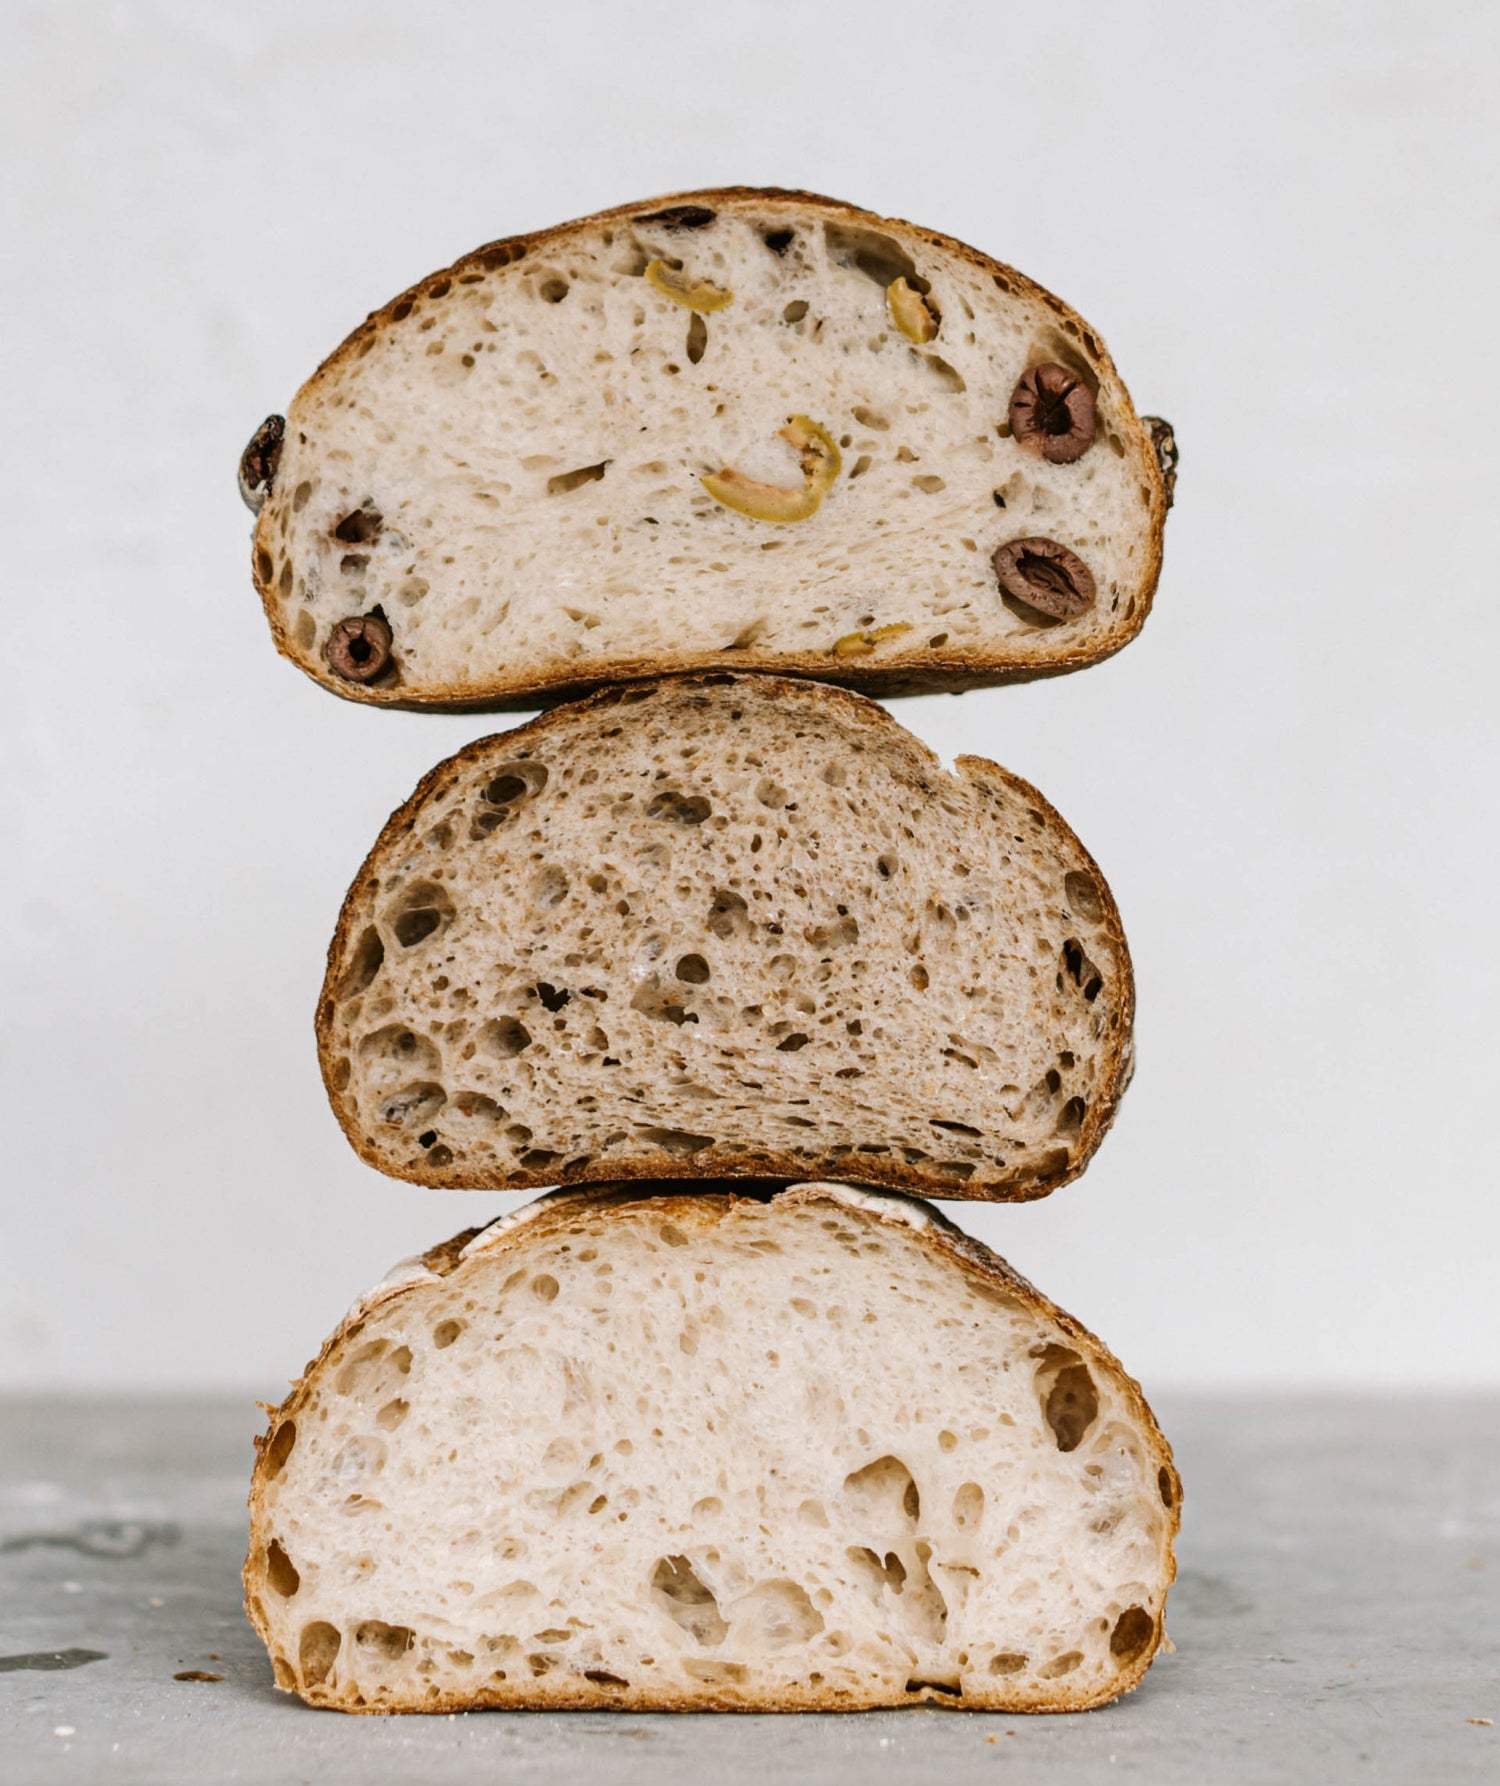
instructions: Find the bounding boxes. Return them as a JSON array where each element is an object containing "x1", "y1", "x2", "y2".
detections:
[{"x1": 1, "y1": 1395, "x2": 1494, "y2": 1784}]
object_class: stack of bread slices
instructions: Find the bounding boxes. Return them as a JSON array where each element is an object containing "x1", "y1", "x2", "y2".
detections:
[{"x1": 238, "y1": 189, "x2": 1181, "y2": 1715}]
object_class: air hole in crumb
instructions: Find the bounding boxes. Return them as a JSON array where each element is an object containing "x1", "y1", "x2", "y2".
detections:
[
  {"x1": 1038, "y1": 1650, "x2": 1083, "y2": 1679},
  {"x1": 707, "y1": 888, "x2": 749, "y2": 939},
  {"x1": 376, "y1": 1398, "x2": 409, "y2": 1430},
  {"x1": 639, "y1": 1127, "x2": 715, "y2": 1155},
  {"x1": 547, "y1": 461, "x2": 609, "y2": 496},
  {"x1": 266, "y1": 1539, "x2": 300, "y2": 1598},
  {"x1": 646, "y1": 790, "x2": 711, "y2": 825},
  {"x1": 844, "y1": 1455, "x2": 920, "y2": 1523},
  {"x1": 482, "y1": 1017, "x2": 532, "y2": 1058},
  {"x1": 952, "y1": 1482, "x2": 985, "y2": 1529},
  {"x1": 483, "y1": 761, "x2": 549, "y2": 805},
  {"x1": 298, "y1": 1621, "x2": 340, "y2": 1686},
  {"x1": 735, "y1": 1579, "x2": 824, "y2": 1649},
  {"x1": 651, "y1": 1556, "x2": 727, "y2": 1646},
  {"x1": 777, "y1": 1033, "x2": 809, "y2": 1052},
  {"x1": 355, "y1": 1620, "x2": 415, "y2": 1661},
  {"x1": 764, "y1": 229, "x2": 795, "y2": 256},
  {"x1": 989, "y1": 1652, "x2": 1027, "y2": 1675},
  {"x1": 264, "y1": 1420, "x2": 297, "y2": 1480},
  {"x1": 1061, "y1": 938, "x2": 1103, "y2": 1001},
  {"x1": 1055, "y1": 1097, "x2": 1086, "y2": 1137},
  {"x1": 675, "y1": 953, "x2": 710, "y2": 984},
  {"x1": 1110, "y1": 1606, "x2": 1155, "y2": 1664},
  {"x1": 389, "y1": 880, "x2": 454, "y2": 949},
  {"x1": 1064, "y1": 870, "x2": 1104, "y2": 923},
  {"x1": 824, "y1": 222, "x2": 923, "y2": 291},
  {"x1": 847, "y1": 1545, "x2": 906, "y2": 1596},
  {"x1": 686, "y1": 313, "x2": 708, "y2": 364},
  {"x1": 333, "y1": 505, "x2": 382, "y2": 545},
  {"x1": 632, "y1": 980, "x2": 696, "y2": 1026},
  {"x1": 584, "y1": 1670, "x2": 629, "y2": 1688},
  {"x1": 433, "y1": 1319, "x2": 464, "y2": 1348},
  {"x1": 1158, "y1": 1466, "x2": 1176, "y2": 1508},
  {"x1": 919, "y1": 354, "x2": 966, "y2": 393},
  {"x1": 876, "y1": 853, "x2": 899, "y2": 878},
  {"x1": 538, "y1": 276, "x2": 569, "y2": 303},
  {"x1": 377, "y1": 1082, "x2": 445, "y2": 1129},
  {"x1": 453, "y1": 1090, "x2": 503, "y2": 1122},
  {"x1": 338, "y1": 928, "x2": 385, "y2": 999},
  {"x1": 533, "y1": 865, "x2": 570, "y2": 907},
  {"x1": 1035, "y1": 1347, "x2": 1099, "y2": 1452},
  {"x1": 531, "y1": 1275, "x2": 560, "y2": 1303}
]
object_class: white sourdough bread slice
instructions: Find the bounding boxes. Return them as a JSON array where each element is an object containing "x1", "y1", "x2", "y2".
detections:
[
  {"x1": 244, "y1": 1182, "x2": 1180, "y2": 1712},
  {"x1": 244, "y1": 187, "x2": 1174, "y2": 709},
  {"x1": 319, "y1": 675, "x2": 1133, "y2": 1202}
]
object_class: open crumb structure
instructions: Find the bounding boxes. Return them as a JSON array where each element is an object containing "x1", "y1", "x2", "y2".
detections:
[
  {"x1": 319, "y1": 676, "x2": 1133, "y2": 1201},
  {"x1": 244, "y1": 1183, "x2": 1179, "y2": 1712}
]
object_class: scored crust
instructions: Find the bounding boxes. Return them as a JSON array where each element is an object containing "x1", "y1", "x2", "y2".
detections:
[
  {"x1": 244, "y1": 1181, "x2": 1181, "y2": 1713},
  {"x1": 315, "y1": 675, "x2": 1136, "y2": 1202},
  {"x1": 248, "y1": 186, "x2": 1170, "y2": 710}
]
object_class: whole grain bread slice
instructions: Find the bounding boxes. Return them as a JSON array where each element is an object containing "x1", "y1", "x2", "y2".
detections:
[
  {"x1": 244, "y1": 187, "x2": 1173, "y2": 709},
  {"x1": 244, "y1": 1181, "x2": 1180, "y2": 1712},
  {"x1": 318, "y1": 674, "x2": 1133, "y2": 1201}
]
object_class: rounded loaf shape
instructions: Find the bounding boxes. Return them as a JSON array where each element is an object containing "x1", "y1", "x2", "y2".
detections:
[
  {"x1": 247, "y1": 188, "x2": 1172, "y2": 708},
  {"x1": 318, "y1": 675, "x2": 1134, "y2": 1201},
  {"x1": 244, "y1": 1182, "x2": 1181, "y2": 1712}
]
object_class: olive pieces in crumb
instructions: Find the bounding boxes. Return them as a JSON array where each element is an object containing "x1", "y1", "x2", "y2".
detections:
[
  {"x1": 1009, "y1": 363, "x2": 1097, "y2": 464},
  {"x1": 325, "y1": 614, "x2": 394, "y2": 683},
  {"x1": 1142, "y1": 415, "x2": 1178, "y2": 508},
  {"x1": 993, "y1": 537, "x2": 1096, "y2": 621},
  {"x1": 238, "y1": 414, "x2": 285, "y2": 513}
]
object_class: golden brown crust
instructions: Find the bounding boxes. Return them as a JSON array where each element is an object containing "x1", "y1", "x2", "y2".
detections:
[
  {"x1": 312, "y1": 674, "x2": 1135, "y2": 1203},
  {"x1": 243, "y1": 1183, "x2": 1180, "y2": 1713},
  {"x1": 250, "y1": 187, "x2": 1169, "y2": 711}
]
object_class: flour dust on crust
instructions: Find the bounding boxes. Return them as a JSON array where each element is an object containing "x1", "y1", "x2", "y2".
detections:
[
  {"x1": 246, "y1": 187, "x2": 1170, "y2": 709},
  {"x1": 244, "y1": 1182, "x2": 1181, "y2": 1712}
]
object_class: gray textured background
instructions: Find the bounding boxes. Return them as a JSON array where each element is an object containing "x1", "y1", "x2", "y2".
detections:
[
  {"x1": 2, "y1": 0, "x2": 1497, "y2": 1391},
  {"x1": 5, "y1": 1396, "x2": 1497, "y2": 1781}
]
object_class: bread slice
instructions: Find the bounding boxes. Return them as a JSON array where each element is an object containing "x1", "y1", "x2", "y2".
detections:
[
  {"x1": 318, "y1": 675, "x2": 1133, "y2": 1202},
  {"x1": 244, "y1": 1182, "x2": 1180, "y2": 1712},
  {"x1": 244, "y1": 187, "x2": 1173, "y2": 709}
]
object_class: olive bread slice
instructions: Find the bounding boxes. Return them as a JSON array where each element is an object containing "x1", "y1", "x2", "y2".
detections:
[{"x1": 245, "y1": 188, "x2": 1174, "y2": 708}]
